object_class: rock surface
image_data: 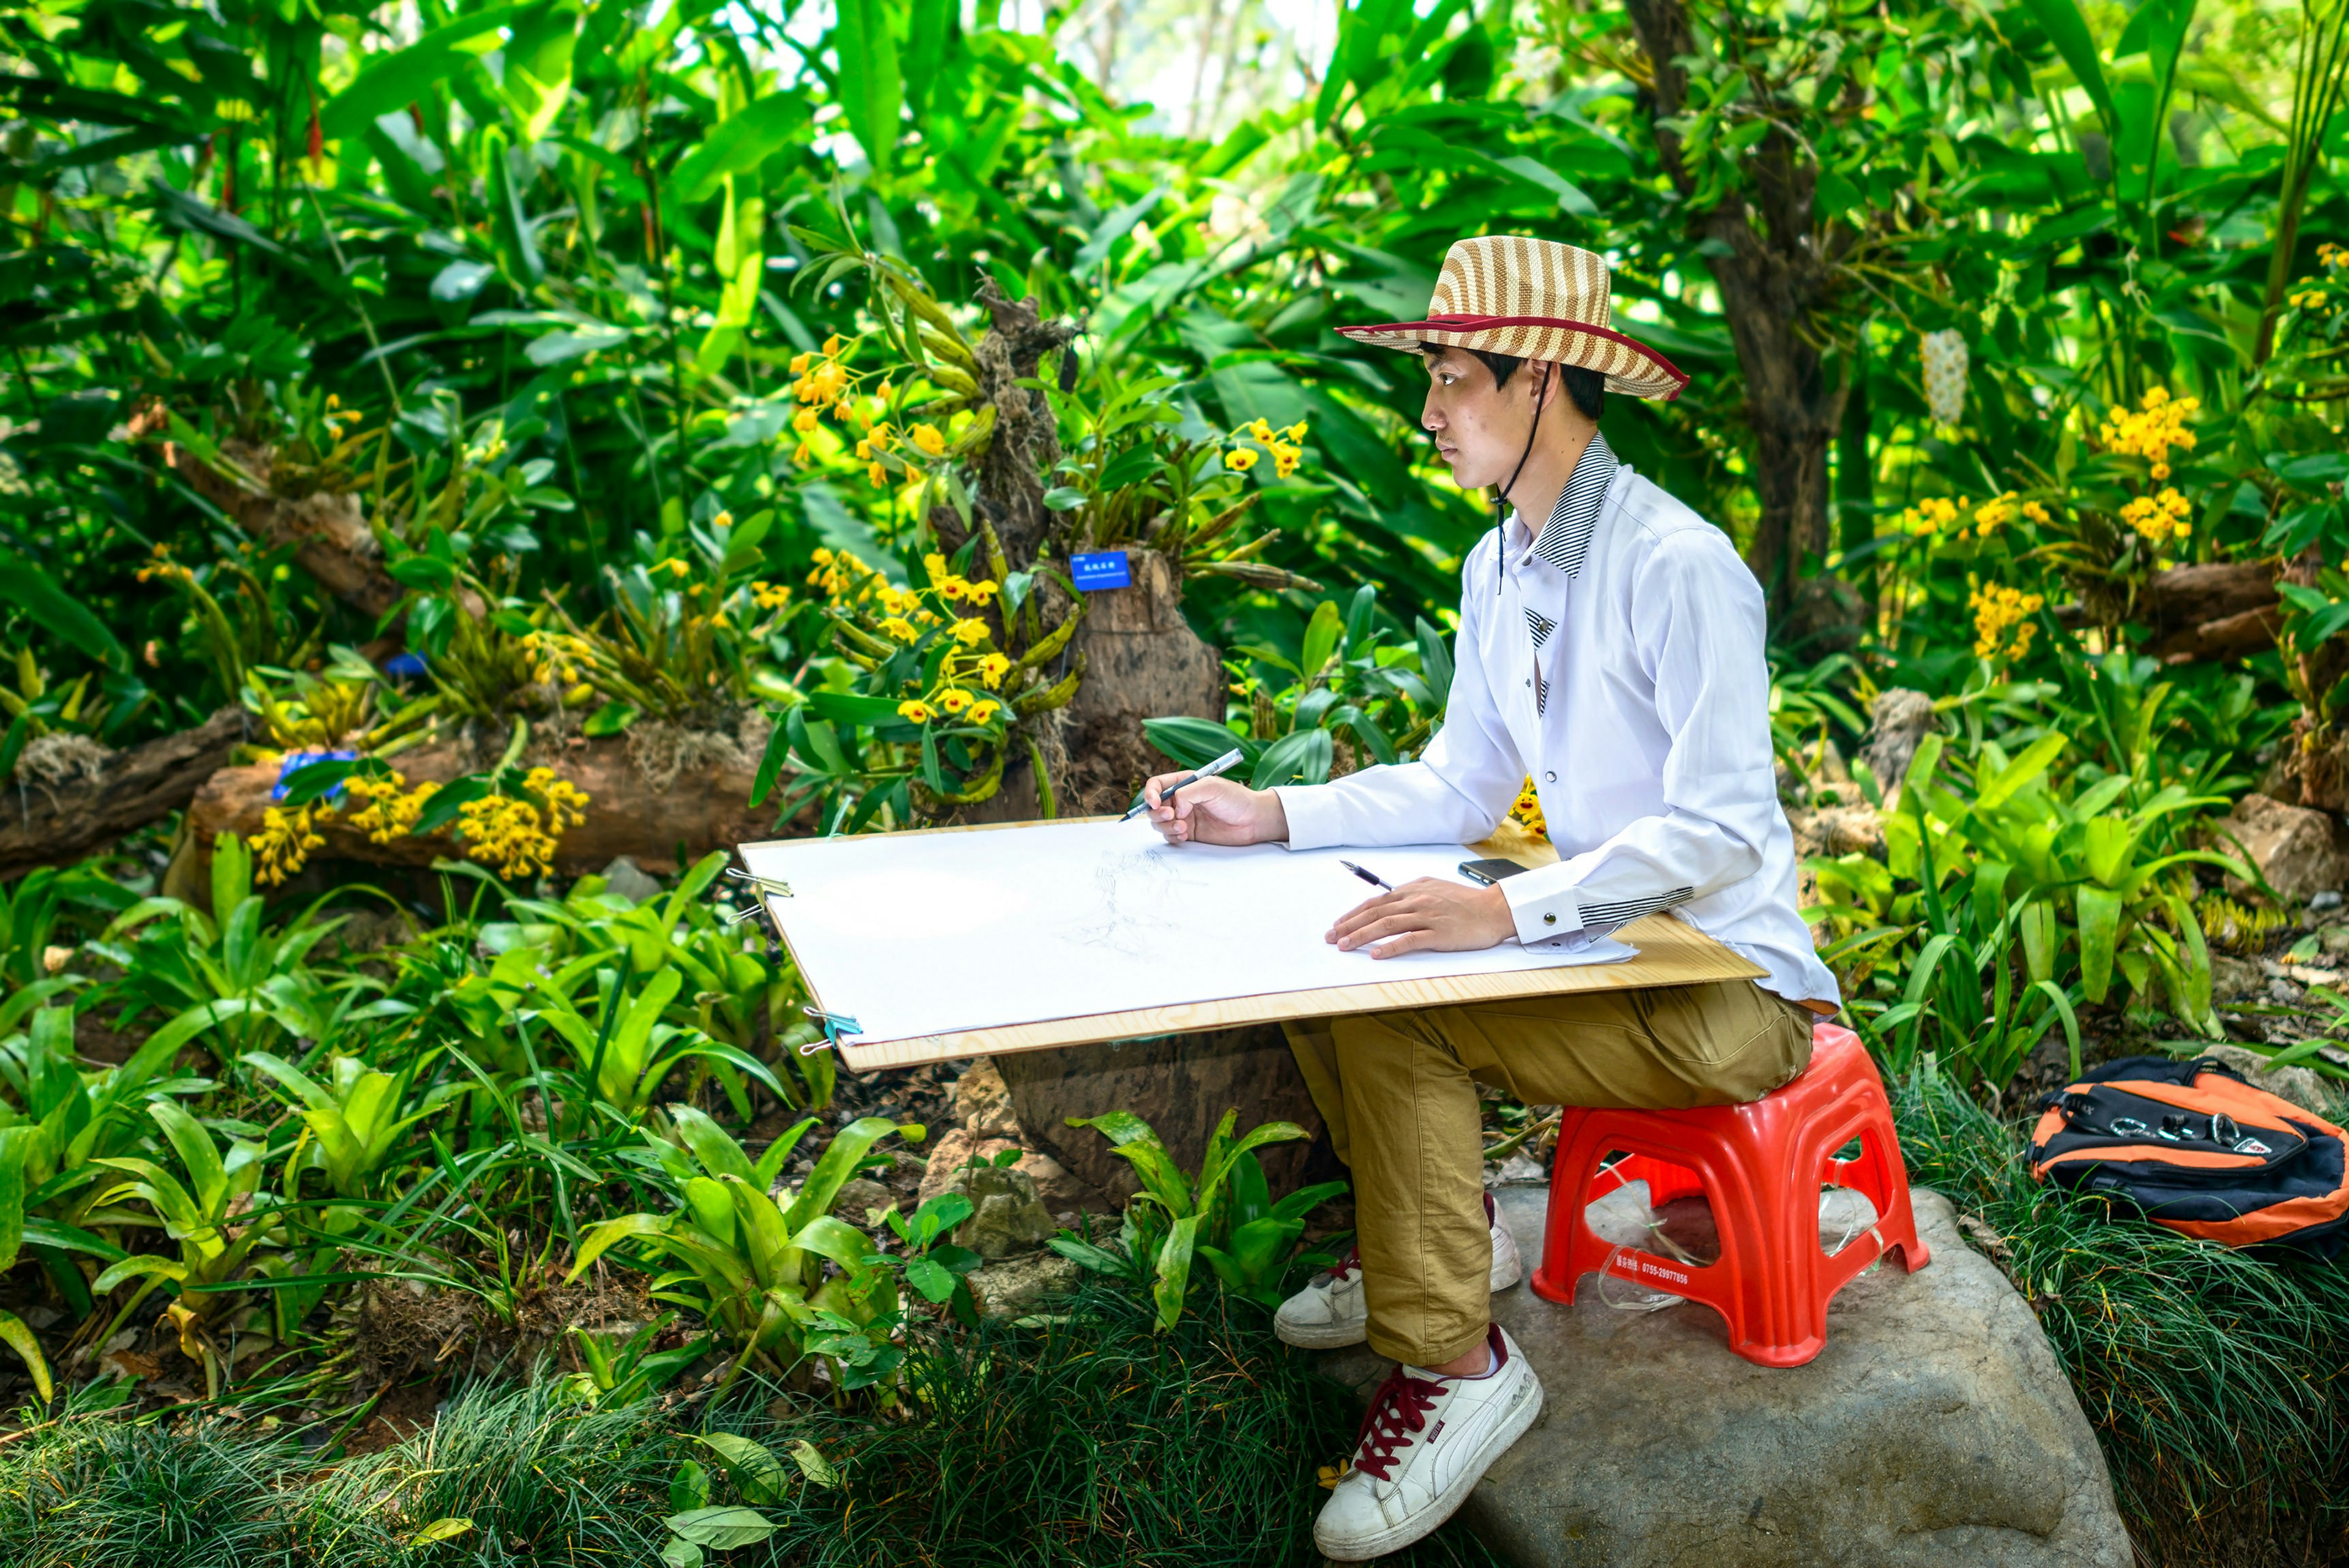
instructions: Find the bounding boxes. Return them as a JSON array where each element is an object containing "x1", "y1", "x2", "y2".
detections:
[
  {"x1": 2199, "y1": 1043, "x2": 2339, "y2": 1117},
  {"x1": 598, "y1": 855, "x2": 664, "y2": 906},
  {"x1": 925, "y1": 1163, "x2": 1059, "y2": 1260},
  {"x1": 1324, "y1": 1184, "x2": 2130, "y2": 1568},
  {"x1": 914, "y1": 1126, "x2": 1099, "y2": 1213},
  {"x1": 2219, "y1": 793, "x2": 2349, "y2": 902},
  {"x1": 966, "y1": 1251, "x2": 1083, "y2": 1320}
]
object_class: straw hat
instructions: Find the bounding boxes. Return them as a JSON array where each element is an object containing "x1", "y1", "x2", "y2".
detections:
[{"x1": 1337, "y1": 236, "x2": 1688, "y2": 402}]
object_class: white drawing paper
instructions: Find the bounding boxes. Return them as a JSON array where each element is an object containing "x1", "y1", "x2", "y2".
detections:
[{"x1": 738, "y1": 820, "x2": 1634, "y2": 1044}]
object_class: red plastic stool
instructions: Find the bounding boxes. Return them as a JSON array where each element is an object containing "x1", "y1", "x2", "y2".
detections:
[{"x1": 1529, "y1": 1022, "x2": 1929, "y2": 1367}]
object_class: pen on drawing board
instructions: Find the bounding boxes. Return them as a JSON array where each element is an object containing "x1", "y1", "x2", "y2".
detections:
[
  {"x1": 1340, "y1": 860, "x2": 1393, "y2": 891},
  {"x1": 1123, "y1": 746, "x2": 1247, "y2": 820}
]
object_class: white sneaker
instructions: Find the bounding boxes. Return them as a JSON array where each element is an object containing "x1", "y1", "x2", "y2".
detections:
[
  {"x1": 1275, "y1": 1192, "x2": 1523, "y2": 1350},
  {"x1": 1313, "y1": 1323, "x2": 1544, "y2": 1561}
]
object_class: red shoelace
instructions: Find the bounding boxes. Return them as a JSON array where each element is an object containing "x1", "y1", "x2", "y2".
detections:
[{"x1": 1352, "y1": 1366, "x2": 1444, "y2": 1482}]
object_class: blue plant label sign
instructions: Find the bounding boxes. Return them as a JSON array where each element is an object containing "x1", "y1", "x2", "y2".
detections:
[
  {"x1": 1070, "y1": 551, "x2": 1132, "y2": 592},
  {"x1": 272, "y1": 749, "x2": 358, "y2": 801}
]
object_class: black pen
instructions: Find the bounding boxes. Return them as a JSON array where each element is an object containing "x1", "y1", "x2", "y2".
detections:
[{"x1": 1340, "y1": 859, "x2": 1392, "y2": 891}]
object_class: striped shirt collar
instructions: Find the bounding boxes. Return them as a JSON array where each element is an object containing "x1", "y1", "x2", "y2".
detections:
[{"x1": 1524, "y1": 429, "x2": 1616, "y2": 582}]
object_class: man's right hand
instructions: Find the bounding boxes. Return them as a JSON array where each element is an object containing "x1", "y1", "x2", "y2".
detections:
[{"x1": 1141, "y1": 773, "x2": 1288, "y2": 846}]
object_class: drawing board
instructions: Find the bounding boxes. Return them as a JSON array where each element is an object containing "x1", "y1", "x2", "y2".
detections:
[{"x1": 739, "y1": 817, "x2": 1765, "y2": 1071}]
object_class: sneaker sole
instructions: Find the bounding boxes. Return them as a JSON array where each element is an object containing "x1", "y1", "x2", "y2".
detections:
[
  {"x1": 1276, "y1": 1229, "x2": 1526, "y2": 1351},
  {"x1": 1315, "y1": 1367, "x2": 1545, "y2": 1561}
]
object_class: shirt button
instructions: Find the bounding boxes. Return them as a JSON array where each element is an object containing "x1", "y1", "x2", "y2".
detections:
[
  {"x1": 1544, "y1": 770, "x2": 1556, "y2": 782},
  {"x1": 1543, "y1": 913, "x2": 1558, "y2": 925},
  {"x1": 1523, "y1": 678, "x2": 1531, "y2": 688}
]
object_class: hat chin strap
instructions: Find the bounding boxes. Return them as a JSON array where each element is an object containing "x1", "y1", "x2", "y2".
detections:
[{"x1": 1493, "y1": 363, "x2": 1552, "y2": 595}]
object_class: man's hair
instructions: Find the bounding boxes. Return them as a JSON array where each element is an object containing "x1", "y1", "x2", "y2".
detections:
[{"x1": 1419, "y1": 342, "x2": 1605, "y2": 421}]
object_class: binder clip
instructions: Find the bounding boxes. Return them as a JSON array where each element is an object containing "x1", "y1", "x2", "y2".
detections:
[
  {"x1": 720, "y1": 866, "x2": 793, "y2": 925},
  {"x1": 801, "y1": 1006, "x2": 861, "y2": 1057}
]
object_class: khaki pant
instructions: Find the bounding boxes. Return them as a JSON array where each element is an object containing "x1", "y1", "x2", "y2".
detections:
[{"x1": 1283, "y1": 979, "x2": 1816, "y2": 1367}]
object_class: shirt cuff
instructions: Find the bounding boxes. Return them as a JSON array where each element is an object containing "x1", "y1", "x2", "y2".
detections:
[
  {"x1": 1499, "y1": 864, "x2": 1583, "y2": 945},
  {"x1": 1272, "y1": 784, "x2": 1345, "y2": 851}
]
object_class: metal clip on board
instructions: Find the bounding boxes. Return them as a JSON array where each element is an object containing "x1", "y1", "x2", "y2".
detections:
[
  {"x1": 721, "y1": 866, "x2": 793, "y2": 925},
  {"x1": 801, "y1": 1006, "x2": 861, "y2": 1057}
]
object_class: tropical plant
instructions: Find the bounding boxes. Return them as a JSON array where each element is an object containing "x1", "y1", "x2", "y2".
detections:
[
  {"x1": 566, "y1": 1107, "x2": 939, "y2": 1392},
  {"x1": 1050, "y1": 1109, "x2": 1346, "y2": 1328}
]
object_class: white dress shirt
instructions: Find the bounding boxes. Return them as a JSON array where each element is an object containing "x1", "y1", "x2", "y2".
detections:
[{"x1": 1275, "y1": 433, "x2": 1839, "y2": 1006}]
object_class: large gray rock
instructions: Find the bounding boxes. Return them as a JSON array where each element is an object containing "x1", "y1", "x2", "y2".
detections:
[
  {"x1": 2217, "y1": 793, "x2": 2349, "y2": 902},
  {"x1": 1325, "y1": 1185, "x2": 2129, "y2": 1568}
]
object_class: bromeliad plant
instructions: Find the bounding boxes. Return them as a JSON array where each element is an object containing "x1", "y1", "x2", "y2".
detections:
[
  {"x1": 1051, "y1": 1109, "x2": 1347, "y2": 1329},
  {"x1": 80, "y1": 1099, "x2": 291, "y2": 1398},
  {"x1": 88, "y1": 835, "x2": 378, "y2": 1064},
  {"x1": 569, "y1": 1107, "x2": 964, "y2": 1397}
]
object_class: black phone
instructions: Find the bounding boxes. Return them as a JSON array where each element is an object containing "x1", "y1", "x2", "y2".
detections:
[{"x1": 1457, "y1": 858, "x2": 1530, "y2": 886}]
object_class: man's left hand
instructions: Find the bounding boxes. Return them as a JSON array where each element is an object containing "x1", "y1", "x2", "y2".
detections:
[{"x1": 1329, "y1": 878, "x2": 1515, "y2": 958}]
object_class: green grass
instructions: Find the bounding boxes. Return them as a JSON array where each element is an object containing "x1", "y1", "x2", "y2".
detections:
[
  {"x1": 721, "y1": 1280, "x2": 1502, "y2": 1568},
  {"x1": 0, "y1": 1290, "x2": 1499, "y2": 1568},
  {"x1": 0, "y1": 1382, "x2": 679, "y2": 1567},
  {"x1": 1892, "y1": 1069, "x2": 2349, "y2": 1564}
]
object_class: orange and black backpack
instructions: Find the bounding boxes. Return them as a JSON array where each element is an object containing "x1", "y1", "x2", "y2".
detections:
[{"x1": 2030, "y1": 1055, "x2": 2349, "y2": 1257}]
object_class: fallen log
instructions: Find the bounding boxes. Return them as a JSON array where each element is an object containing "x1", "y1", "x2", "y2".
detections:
[
  {"x1": 186, "y1": 726, "x2": 774, "y2": 879},
  {"x1": 163, "y1": 438, "x2": 403, "y2": 619},
  {"x1": 2058, "y1": 560, "x2": 2280, "y2": 663},
  {"x1": 0, "y1": 708, "x2": 245, "y2": 877}
]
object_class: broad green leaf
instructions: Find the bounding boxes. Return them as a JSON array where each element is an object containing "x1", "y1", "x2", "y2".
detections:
[
  {"x1": 566, "y1": 1214, "x2": 669, "y2": 1280},
  {"x1": 671, "y1": 95, "x2": 811, "y2": 203},
  {"x1": 783, "y1": 1116, "x2": 909, "y2": 1233},
  {"x1": 411, "y1": 1517, "x2": 473, "y2": 1545},
  {"x1": 832, "y1": 0, "x2": 903, "y2": 176},
  {"x1": 788, "y1": 1438, "x2": 838, "y2": 1488},
  {"x1": 0, "y1": 1309, "x2": 52, "y2": 1403},
  {"x1": 669, "y1": 1105, "x2": 759, "y2": 1186},
  {"x1": 89, "y1": 1254, "x2": 187, "y2": 1295},
  {"x1": 0, "y1": 553, "x2": 128, "y2": 671},
  {"x1": 1975, "y1": 734, "x2": 2066, "y2": 810},
  {"x1": 664, "y1": 1505, "x2": 777, "y2": 1549},
  {"x1": 2018, "y1": 0, "x2": 2121, "y2": 140},
  {"x1": 321, "y1": 6, "x2": 527, "y2": 139},
  {"x1": 1300, "y1": 599, "x2": 1345, "y2": 679},
  {"x1": 1151, "y1": 1213, "x2": 1199, "y2": 1330},
  {"x1": 483, "y1": 127, "x2": 545, "y2": 288},
  {"x1": 1250, "y1": 727, "x2": 1334, "y2": 788},
  {"x1": 2076, "y1": 883, "x2": 2122, "y2": 1003},
  {"x1": 695, "y1": 1432, "x2": 789, "y2": 1506}
]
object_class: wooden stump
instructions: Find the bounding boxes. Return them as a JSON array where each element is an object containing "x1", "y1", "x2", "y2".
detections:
[{"x1": 992, "y1": 1025, "x2": 1327, "y2": 1203}]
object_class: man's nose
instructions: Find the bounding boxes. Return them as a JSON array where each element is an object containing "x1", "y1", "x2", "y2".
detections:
[{"x1": 1421, "y1": 393, "x2": 1442, "y2": 431}]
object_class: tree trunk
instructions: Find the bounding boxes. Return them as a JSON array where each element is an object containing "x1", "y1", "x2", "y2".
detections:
[
  {"x1": 937, "y1": 284, "x2": 1226, "y2": 821},
  {"x1": 0, "y1": 707, "x2": 245, "y2": 876},
  {"x1": 992, "y1": 1025, "x2": 1327, "y2": 1203},
  {"x1": 1625, "y1": 0, "x2": 1858, "y2": 645}
]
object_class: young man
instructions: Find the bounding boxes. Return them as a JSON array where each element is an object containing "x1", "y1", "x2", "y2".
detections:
[{"x1": 1141, "y1": 236, "x2": 1840, "y2": 1561}]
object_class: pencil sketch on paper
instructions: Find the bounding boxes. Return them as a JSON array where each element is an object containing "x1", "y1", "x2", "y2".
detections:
[
  {"x1": 1065, "y1": 843, "x2": 1211, "y2": 956},
  {"x1": 738, "y1": 820, "x2": 1640, "y2": 1049}
]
